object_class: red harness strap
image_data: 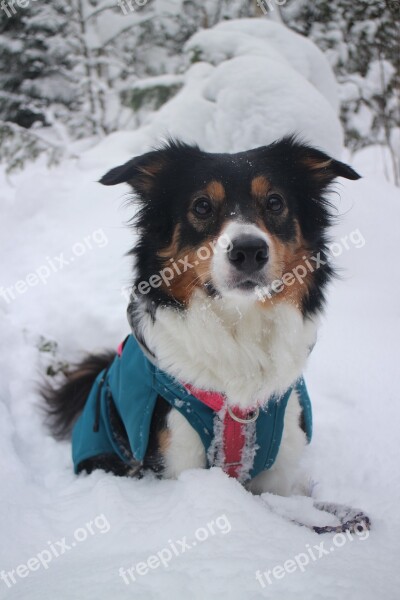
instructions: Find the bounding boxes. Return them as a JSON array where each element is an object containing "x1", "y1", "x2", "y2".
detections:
[{"x1": 184, "y1": 384, "x2": 257, "y2": 479}]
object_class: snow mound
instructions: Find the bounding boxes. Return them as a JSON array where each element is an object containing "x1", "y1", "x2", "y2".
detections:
[
  {"x1": 186, "y1": 19, "x2": 340, "y2": 112},
  {"x1": 83, "y1": 19, "x2": 343, "y2": 171}
]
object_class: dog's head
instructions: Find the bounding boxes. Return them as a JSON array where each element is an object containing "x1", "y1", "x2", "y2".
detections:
[{"x1": 101, "y1": 136, "x2": 360, "y2": 317}]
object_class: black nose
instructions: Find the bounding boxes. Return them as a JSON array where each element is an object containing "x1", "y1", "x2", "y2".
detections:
[{"x1": 228, "y1": 236, "x2": 269, "y2": 273}]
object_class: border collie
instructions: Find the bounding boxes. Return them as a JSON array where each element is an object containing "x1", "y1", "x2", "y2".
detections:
[{"x1": 45, "y1": 135, "x2": 360, "y2": 498}]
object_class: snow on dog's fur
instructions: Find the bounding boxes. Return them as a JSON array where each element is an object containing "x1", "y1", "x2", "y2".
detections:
[{"x1": 44, "y1": 135, "x2": 360, "y2": 494}]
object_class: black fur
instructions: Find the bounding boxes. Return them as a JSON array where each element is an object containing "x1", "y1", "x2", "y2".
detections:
[{"x1": 43, "y1": 352, "x2": 115, "y2": 439}]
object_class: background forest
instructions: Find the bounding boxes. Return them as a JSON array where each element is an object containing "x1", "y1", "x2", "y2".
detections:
[{"x1": 0, "y1": 0, "x2": 399, "y2": 183}]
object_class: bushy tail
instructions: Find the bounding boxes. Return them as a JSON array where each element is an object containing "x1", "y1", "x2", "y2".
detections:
[{"x1": 42, "y1": 351, "x2": 115, "y2": 439}]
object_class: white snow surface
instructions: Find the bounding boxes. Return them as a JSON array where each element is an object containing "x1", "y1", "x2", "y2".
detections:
[{"x1": 1, "y1": 18, "x2": 400, "y2": 600}]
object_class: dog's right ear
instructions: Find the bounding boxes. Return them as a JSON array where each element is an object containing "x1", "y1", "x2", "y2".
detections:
[
  {"x1": 99, "y1": 149, "x2": 167, "y2": 197},
  {"x1": 99, "y1": 140, "x2": 201, "y2": 197}
]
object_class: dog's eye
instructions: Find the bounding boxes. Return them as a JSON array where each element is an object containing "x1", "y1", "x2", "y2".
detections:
[
  {"x1": 193, "y1": 197, "x2": 213, "y2": 217},
  {"x1": 265, "y1": 194, "x2": 284, "y2": 213}
]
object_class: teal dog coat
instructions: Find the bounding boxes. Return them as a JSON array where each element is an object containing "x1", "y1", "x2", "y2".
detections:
[{"x1": 72, "y1": 335, "x2": 312, "y2": 481}]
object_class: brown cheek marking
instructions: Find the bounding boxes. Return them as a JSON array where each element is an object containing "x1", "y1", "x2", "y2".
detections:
[
  {"x1": 158, "y1": 224, "x2": 181, "y2": 259},
  {"x1": 251, "y1": 175, "x2": 271, "y2": 198},
  {"x1": 160, "y1": 239, "x2": 215, "y2": 305},
  {"x1": 187, "y1": 211, "x2": 207, "y2": 231},
  {"x1": 258, "y1": 223, "x2": 313, "y2": 310},
  {"x1": 206, "y1": 180, "x2": 225, "y2": 202}
]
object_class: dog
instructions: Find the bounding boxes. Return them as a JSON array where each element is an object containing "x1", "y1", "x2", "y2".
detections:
[{"x1": 45, "y1": 135, "x2": 360, "y2": 498}]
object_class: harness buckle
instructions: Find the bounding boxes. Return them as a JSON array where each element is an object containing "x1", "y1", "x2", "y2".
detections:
[{"x1": 226, "y1": 405, "x2": 260, "y2": 424}]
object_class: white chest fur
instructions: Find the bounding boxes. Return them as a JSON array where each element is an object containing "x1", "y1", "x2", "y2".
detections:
[{"x1": 137, "y1": 292, "x2": 318, "y2": 410}]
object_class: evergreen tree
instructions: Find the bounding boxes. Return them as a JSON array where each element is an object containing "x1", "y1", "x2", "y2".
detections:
[
  {"x1": 0, "y1": 2, "x2": 72, "y2": 128},
  {"x1": 0, "y1": 1, "x2": 78, "y2": 168},
  {"x1": 282, "y1": 0, "x2": 400, "y2": 184},
  {"x1": 0, "y1": 0, "x2": 260, "y2": 171}
]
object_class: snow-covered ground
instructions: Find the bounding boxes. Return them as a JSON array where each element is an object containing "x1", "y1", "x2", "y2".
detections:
[{"x1": 1, "y1": 18, "x2": 400, "y2": 600}]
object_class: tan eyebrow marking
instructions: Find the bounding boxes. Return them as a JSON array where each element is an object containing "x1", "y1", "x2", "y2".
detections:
[
  {"x1": 251, "y1": 175, "x2": 271, "y2": 198},
  {"x1": 205, "y1": 180, "x2": 225, "y2": 202}
]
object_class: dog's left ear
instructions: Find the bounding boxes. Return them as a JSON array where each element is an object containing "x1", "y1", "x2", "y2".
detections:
[
  {"x1": 300, "y1": 147, "x2": 361, "y2": 183},
  {"x1": 271, "y1": 137, "x2": 361, "y2": 186},
  {"x1": 282, "y1": 137, "x2": 361, "y2": 185}
]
